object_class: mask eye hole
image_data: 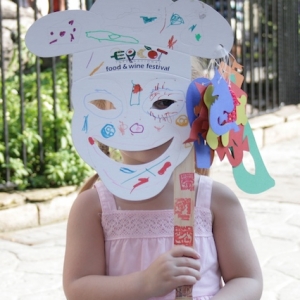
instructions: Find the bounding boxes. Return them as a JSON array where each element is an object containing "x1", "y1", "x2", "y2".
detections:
[
  {"x1": 152, "y1": 99, "x2": 175, "y2": 110},
  {"x1": 90, "y1": 99, "x2": 116, "y2": 110}
]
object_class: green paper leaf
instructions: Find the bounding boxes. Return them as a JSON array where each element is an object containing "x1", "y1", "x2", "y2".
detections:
[{"x1": 233, "y1": 122, "x2": 275, "y2": 194}]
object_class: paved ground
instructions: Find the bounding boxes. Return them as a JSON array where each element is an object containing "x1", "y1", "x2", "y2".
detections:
[{"x1": 0, "y1": 136, "x2": 299, "y2": 300}]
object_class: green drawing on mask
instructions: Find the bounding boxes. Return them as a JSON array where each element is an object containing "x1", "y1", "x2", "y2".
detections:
[
  {"x1": 86, "y1": 30, "x2": 139, "y2": 44},
  {"x1": 195, "y1": 33, "x2": 202, "y2": 41}
]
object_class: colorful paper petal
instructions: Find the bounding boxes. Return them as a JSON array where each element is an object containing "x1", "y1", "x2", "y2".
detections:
[
  {"x1": 233, "y1": 122, "x2": 275, "y2": 193},
  {"x1": 209, "y1": 69, "x2": 239, "y2": 136}
]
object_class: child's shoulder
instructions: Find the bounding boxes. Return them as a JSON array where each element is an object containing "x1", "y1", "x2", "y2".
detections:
[
  {"x1": 196, "y1": 174, "x2": 238, "y2": 201},
  {"x1": 210, "y1": 179, "x2": 242, "y2": 217},
  {"x1": 211, "y1": 180, "x2": 238, "y2": 200},
  {"x1": 70, "y1": 187, "x2": 102, "y2": 216}
]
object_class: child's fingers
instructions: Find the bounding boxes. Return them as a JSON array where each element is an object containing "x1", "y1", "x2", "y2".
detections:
[
  {"x1": 175, "y1": 274, "x2": 199, "y2": 286},
  {"x1": 174, "y1": 266, "x2": 201, "y2": 280},
  {"x1": 171, "y1": 245, "x2": 201, "y2": 259},
  {"x1": 175, "y1": 257, "x2": 201, "y2": 271}
]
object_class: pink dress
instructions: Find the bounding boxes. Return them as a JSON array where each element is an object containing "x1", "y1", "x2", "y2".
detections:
[{"x1": 95, "y1": 176, "x2": 221, "y2": 300}]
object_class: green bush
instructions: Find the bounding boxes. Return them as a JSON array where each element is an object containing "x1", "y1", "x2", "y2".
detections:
[{"x1": 0, "y1": 51, "x2": 93, "y2": 190}]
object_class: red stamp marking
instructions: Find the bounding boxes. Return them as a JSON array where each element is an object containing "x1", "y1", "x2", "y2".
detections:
[
  {"x1": 158, "y1": 161, "x2": 171, "y2": 175},
  {"x1": 176, "y1": 285, "x2": 193, "y2": 298},
  {"x1": 174, "y1": 226, "x2": 193, "y2": 246},
  {"x1": 174, "y1": 198, "x2": 192, "y2": 221},
  {"x1": 179, "y1": 173, "x2": 194, "y2": 191}
]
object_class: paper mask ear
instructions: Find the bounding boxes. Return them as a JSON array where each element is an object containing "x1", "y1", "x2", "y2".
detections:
[
  {"x1": 26, "y1": 0, "x2": 234, "y2": 59},
  {"x1": 25, "y1": 10, "x2": 102, "y2": 57}
]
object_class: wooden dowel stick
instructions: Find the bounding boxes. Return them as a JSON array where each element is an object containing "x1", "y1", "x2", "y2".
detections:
[{"x1": 173, "y1": 147, "x2": 195, "y2": 300}]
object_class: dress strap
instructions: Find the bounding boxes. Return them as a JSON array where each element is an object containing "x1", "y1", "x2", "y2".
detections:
[
  {"x1": 196, "y1": 175, "x2": 213, "y2": 209},
  {"x1": 94, "y1": 181, "x2": 117, "y2": 212}
]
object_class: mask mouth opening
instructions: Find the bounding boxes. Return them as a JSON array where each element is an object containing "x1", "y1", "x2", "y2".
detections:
[
  {"x1": 93, "y1": 137, "x2": 174, "y2": 164},
  {"x1": 94, "y1": 138, "x2": 122, "y2": 162}
]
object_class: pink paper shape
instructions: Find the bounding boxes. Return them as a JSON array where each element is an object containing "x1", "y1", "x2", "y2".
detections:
[{"x1": 216, "y1": 125, "x2": 249, "y2": 167}]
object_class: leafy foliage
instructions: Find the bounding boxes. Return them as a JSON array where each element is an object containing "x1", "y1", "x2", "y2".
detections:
[{"x1": 0, "y1": 43, "x2": 93, "y2": 190}]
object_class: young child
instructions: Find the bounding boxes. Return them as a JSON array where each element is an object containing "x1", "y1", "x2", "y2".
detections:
[
  {"x1": 61, "y1": 61, "x2": 263, "y2": 300},
  {"x1": 25, "y1": 1, "x2": 271, "y2": 299}
]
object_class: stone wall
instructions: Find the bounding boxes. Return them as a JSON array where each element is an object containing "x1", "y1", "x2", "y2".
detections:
[
  {"x1": 1, "y1": 0, "x2": 39, "y2": 71},
  {"x1": 0, "y1": 186, "x2": 78, "y2": 232},
  {"x1": 250, "y1": 105, "x2": 300, "y2": 148}
]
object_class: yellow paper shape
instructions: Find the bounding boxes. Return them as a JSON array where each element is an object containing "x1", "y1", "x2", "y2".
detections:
[
  {"x1": 236, "y1": 95, "x2": 248, "y2": 125},
  {"x1": 204, "y1": 85, "x2": 230, "y2": 149}
]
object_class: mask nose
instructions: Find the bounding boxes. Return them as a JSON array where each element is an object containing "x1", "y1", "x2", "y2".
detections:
[
  {"x1": 129, "y1": 123, "x2": 144, "y2": 134},
  {"x1": 130, "y1": 82, "x2": 143, "y2": 106}
]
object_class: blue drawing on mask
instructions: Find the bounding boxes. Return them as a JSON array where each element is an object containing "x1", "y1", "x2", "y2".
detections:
[
  {"x1": 168, "y1": 13, "x2": 184, "y2": 27},
  {"x1": 122, "y1": 156, "x2": 170, "y2": 184},
  {"x1": 82, "y1": 115, "x2": 89, "y2": 133},
  {"x1": 120, "y1": 168, "x2": 136, "y2": 174},
  {"x1": 101, "y1": 124, "x2": 116, "y2": 138},
  {"x1": 140, "y1": 16, "x2": 158, "y2": 24},
  {"x1": 189, "y1": 24, "x2": 197, "y2": 32}
]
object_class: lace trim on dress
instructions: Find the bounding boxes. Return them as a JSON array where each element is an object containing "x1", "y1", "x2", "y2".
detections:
[
  {"x1": 150, "y1": 296, "x2": 213, "y2": 300},
  {"x1": 102, "y1": 207, "x2": 213, "y2": 240},
  {"x1": 193, "y1": 296, "x2": 213, "y2": 300}
]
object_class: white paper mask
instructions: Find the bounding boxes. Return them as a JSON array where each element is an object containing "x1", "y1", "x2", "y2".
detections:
[{"x1": 25, "y1": 0, "x2": 234, "y2": 200}]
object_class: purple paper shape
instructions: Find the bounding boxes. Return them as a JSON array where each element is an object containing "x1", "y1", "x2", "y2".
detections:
[{"x1": 186, "y1": 77, "x2": 210, "y2": 125}]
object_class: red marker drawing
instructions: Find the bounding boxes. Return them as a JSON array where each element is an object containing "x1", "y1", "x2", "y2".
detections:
[
  {"x1": 168, "y1": 35, "x2": 177, "y2": 49},
  {"x1": 132, "y1": 83, "x2": 143, "y2": 94},
  {"x1": 131, "y1": 177, "x2": 149, "y2": 193},
  {"x1": 88, "y1": 137, "x2": 95, "y2": 145},
  {"x1": 158, "y1": 161, "x2": 171, "y2": 175}
]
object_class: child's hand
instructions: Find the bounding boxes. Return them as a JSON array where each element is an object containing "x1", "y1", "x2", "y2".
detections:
[{"x1": 142, "y1": 245, "x2": 201, "y2": 298}]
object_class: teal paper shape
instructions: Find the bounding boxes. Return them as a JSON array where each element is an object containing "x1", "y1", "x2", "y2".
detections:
[{"x1": 233, "y1": 122, "x2": 275, "y2": 193}]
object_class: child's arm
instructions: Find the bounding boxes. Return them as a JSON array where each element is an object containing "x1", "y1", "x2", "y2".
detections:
[
  {"x1": 63, "y1": 189, "x2": 201, "y2": 300},
  {"x1": 211, "y1": 181, "x2": 263, "y2": 300}
]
